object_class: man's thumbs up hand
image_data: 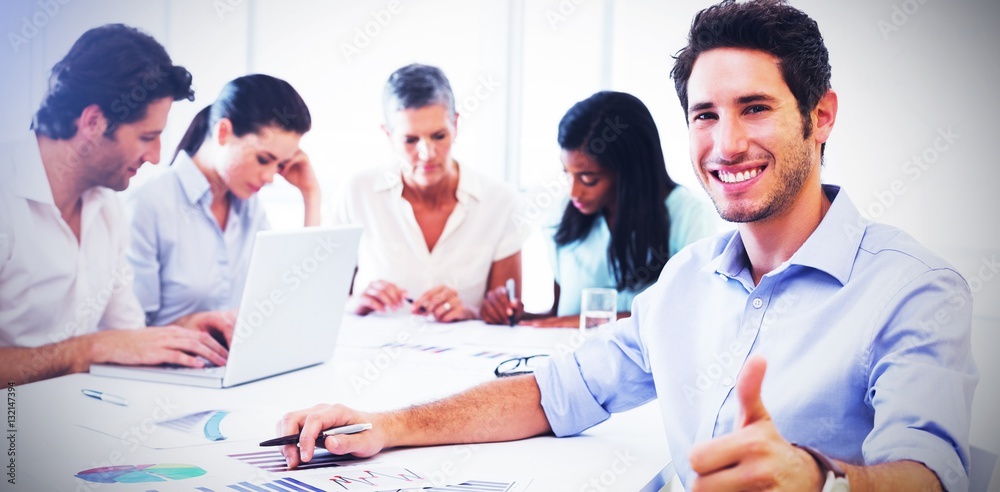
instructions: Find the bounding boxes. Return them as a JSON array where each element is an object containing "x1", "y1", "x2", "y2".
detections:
[
  {"x1": 688, "y1": 355, "x2": 824, "y2": 492},
  {"x1": 737, "y1": 355, "x2": 770, "y2": 428}
]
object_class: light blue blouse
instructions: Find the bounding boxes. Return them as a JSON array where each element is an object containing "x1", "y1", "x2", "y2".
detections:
[
  {"x1": 546, "y1": 185, "x2": 723, "y2": 315},
  {"x1": 127, "y1": 153, "x2": 269, "y2": 326}
]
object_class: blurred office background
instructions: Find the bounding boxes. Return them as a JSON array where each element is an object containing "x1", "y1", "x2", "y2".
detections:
[{"x1": 2, "y1": 0, "x2": 998, "y2": 467}]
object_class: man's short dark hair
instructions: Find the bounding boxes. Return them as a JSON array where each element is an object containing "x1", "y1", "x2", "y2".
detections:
[
  {"x1": 670, "y1": 0, "x2": 831, "y2": 140},
  {"x1": 31, "y1": 23, "x2": 194, "y2": 139}
]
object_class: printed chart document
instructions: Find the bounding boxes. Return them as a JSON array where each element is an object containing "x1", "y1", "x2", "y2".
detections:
[
  {"x1": 78, "y1": 407, "x2": 278, "y2": 449},
  {"x1": 215, "y1": 447, "x2": 531, "y2": 492}
]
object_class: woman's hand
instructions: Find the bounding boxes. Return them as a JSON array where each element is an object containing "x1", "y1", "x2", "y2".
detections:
[
  {"x1": 413, "y1": 285, "x2": 473, "y2": 322},
  {"x1": 279, "y1": 150, "x2": 320, "y2": 195},
  {"x1": 481, "y1": 285, "x2": 522, "y2": 325},
  {"x1": 356, "y1": 280, "x2": 407, "y2": 315}
]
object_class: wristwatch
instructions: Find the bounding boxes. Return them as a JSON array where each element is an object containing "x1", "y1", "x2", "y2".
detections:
[{"x1": 793, "y1": 444, "x2": 850, "y2": 492}]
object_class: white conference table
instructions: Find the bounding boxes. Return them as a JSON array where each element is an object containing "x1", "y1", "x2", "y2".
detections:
[{"x1": 9, "y1": 314, "x2": 677, "y2": 491}]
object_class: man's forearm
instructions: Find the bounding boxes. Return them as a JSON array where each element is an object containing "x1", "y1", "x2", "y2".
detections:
[
  {"x1": 384, "y1": 375, "x2": 551, "y2": 448},
  {"x1": 841, "y1": 459, "x2": 943, "y2": 492},
  {"x1": 0, "y1": 336, "x2": 91, "y2": 385}
]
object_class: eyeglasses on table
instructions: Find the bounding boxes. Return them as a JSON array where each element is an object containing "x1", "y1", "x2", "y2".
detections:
[{"x1": 493, "y1": 354, "x2": 550, "y2": 378}]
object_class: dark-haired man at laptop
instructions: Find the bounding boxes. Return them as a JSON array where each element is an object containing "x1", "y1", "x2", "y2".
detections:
[{"x1": 0, "y1": 24, "x2": 234, "y2": 385}]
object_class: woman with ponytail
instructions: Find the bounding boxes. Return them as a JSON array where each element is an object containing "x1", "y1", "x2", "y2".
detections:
[{"x1": 127, "y1": 74, "x2": 320, "y2": 330}]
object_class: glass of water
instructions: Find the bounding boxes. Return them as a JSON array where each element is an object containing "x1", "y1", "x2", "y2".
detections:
[{"x1": 580, "y1": 288, "x2": 617, "y2": 332}]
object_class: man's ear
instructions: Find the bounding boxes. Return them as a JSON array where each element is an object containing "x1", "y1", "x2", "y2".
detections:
[
  {"x1": 812, "y1": 89, "x2": 838, "y2": 145},
  {"x1": 77, "y1": 104, "x2": 109, "y2": 138}
]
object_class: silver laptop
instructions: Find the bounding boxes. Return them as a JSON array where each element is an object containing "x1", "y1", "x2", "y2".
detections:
[{"x1": 90, "y1": 225, "x2": 362, "y2": 388}]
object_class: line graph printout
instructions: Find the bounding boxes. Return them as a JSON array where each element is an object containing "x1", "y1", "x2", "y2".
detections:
[
  {"x1": 323, "y1": 466, "x2": 430, "y2": 490},
  {"x1": 213, "y1": 464, "x2": 430, "y2": 491}
]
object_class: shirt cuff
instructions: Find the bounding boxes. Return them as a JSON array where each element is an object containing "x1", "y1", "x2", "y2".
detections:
[
  {"x1": 867, "y1": 430, "x2": 970, "y2": 492},
  {"x1": 533, "y1": 351, "x2": 611, "y2": 437}
]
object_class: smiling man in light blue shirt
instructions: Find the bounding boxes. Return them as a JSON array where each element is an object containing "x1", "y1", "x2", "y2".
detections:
[
  {"x1": 535, "y1": 183, "x2": 975, "y2": 491},
  {"x1": 275, "y1": 2, "x2": 976, "y2": 490}
]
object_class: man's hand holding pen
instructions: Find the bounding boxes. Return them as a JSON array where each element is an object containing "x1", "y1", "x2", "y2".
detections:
[{"x1": 275, "y1": 404, "x2": 385, "y2": 469}]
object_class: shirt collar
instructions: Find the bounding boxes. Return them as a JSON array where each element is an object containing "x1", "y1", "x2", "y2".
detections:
[
  {"x1": 713, "y1": 185, "x2": 865, "y2": 286},
  {"x1": 13, "y1": 136, "x2": 55, "y2": 205},
  {"x1": 372, "y1": 161, "x2": 484, "y2": 204},
  {"x1": 454, "y1": 162, "x2": 483, "y2": 204},
  {"x1": 172, "y1": 152, "x2": 248, "y2": 214},
  {"x1": 173, "y1": 152, "x2": 212, "y2": 205},
  {"x1": 787, "y1": 185, "x2": 865, "y2": 285},
  {"x1": 12, "y1": 135, "x2": 113, "y2": 221}
]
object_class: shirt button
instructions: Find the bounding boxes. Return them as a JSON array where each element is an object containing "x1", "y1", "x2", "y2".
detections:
[
  {"x1": 722, "y1": 377, "x2": 734, "y2": 387},
  {"x1": 752, "y1": 297, "x2": 763, "y2": 309}
]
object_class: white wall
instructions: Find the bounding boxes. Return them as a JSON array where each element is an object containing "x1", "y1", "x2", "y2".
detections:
[{"x1": 2, "y1": 0, "x2": 998, "y2": 460}]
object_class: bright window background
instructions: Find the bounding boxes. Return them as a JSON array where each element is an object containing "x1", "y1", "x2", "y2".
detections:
[{"x1": 2, "y1": 0, "x2": 999, "y2": 453}]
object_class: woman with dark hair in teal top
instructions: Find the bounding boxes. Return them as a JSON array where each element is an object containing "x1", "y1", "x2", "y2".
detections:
[{"x1": 482, "y1": 91, "x2": 721, "y2": 326}]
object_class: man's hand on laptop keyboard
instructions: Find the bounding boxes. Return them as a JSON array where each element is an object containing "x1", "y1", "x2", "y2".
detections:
[
  {"x1": 84, "y1": 326, "x2": 229, "y2": 369},
  {"x1": 173, "y1": 309, "x2": 236, "y2": 348}
]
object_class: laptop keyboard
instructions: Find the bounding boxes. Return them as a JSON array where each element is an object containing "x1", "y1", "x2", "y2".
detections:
[
  {"x1": 158, "y1": 357, "x2": 224, "y2": 376},
  {"x1": 162, "y1": 365, "x2": 225, "y2": 376}
]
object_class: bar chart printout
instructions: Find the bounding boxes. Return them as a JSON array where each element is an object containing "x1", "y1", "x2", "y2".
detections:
[
  {"x1": 216, "y1": 451, "x2": 433, "y2": 491},
  {"x1": 192, "y1": 478, "x2": 526, "y2": 492},
  {"x1": 228, "y1": 449, "x2": 358, "y2": 473}
]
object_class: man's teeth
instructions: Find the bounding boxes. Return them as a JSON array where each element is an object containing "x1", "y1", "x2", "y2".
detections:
[{"x1": 718, "y1": 168, "x2": 761, "y2": 183}]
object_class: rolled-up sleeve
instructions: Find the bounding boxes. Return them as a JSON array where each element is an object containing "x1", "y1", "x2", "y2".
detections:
[
  {"x1": 534, "y1": 302, "x2": 657, "y2": 436},
  {"x1": 864, "y1": 268, "x2": 978, "y2": 492}
]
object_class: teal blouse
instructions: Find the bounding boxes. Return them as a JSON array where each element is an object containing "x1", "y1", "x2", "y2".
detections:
[{"x1": 546, "y1": 185, "x2": 724, "y2": 315}]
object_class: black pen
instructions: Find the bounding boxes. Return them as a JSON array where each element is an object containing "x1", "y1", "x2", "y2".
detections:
[
  {"x1": 260, "y1": 423, "x2": 372, "y2": 447},
  {"x1": 506, "y1": 278, "x2": 516, "y2": 326},
  {"x1": 405, "y1": 297, "x2": 426, "y2": 313}
]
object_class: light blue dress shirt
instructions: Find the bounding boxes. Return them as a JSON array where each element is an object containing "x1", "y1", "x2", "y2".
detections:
[
  {"x1": 534, "y1": 185, "x2": 977, "y2": 491},
  {"x1": 547, "y1": 185, "x2": 722, "y2": 314},
  {"x1": 127, "y1": 152, "x2": 269, "y2": 326}
]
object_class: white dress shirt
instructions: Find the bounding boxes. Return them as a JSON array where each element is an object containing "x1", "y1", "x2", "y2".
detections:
[
  {"x1": 0, "y1": 136, "x2": 144, "y2": 348},
  {"x1": 330, "y1": 164, "x2": 524, "y2": 313}
]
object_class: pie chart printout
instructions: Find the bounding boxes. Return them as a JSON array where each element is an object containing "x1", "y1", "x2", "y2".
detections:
[{"x1": 74, "y1": 464, "x2": 207, "y2": 484}]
